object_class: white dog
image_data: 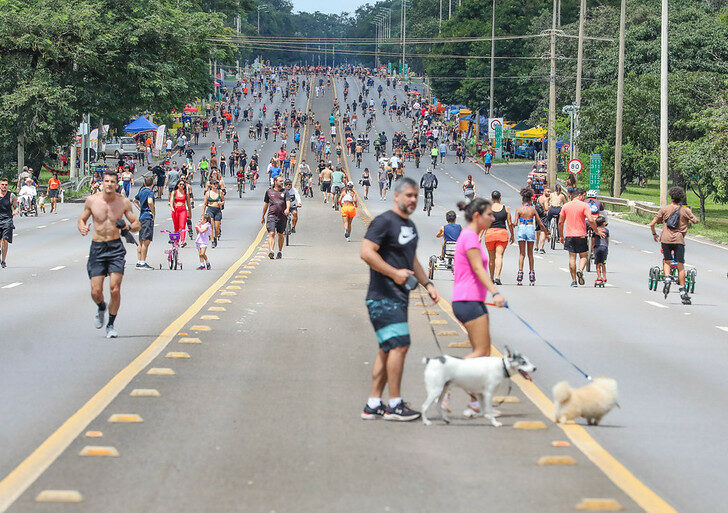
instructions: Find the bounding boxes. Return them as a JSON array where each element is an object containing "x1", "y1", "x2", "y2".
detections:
[
  {"x1": 421, "y1": 348, "x2": 536, "y2": 427},
  {"x1": 553, "y1": 377, "x2": 618, "y2": 425}
]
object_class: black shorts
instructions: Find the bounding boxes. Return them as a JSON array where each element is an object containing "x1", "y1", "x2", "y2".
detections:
[
  {"x1": 266, "y1": 215, "x2": 287, "y2": 234},
  {"x1": 366, "y1": 298, "x2": 410, "y2": 352},
  {"x1": 321, "y1": 181, "x2": 331, "y2": 193},
  {"x1": 206, "y1": 206, "x2": 223, "y2": 222},
  {"x1": 362, "y1": 180, "x2": 371, "y2": 186},
  {"x1": 484, "y1": 162, "x2": 492, "y2": 169},
  {"x1": 87, "y1": 239, "x2": 126, "y2": 278},
  {"x1": 661, "y1": 243, "x2": 685, "y2": 264},
  {"x1": 139, "y1": 218, "x2": 154, "y2": 242},
  {"x1": 564, "y1": 236, "x2": 588, "y2": 254},
  {"x1": 452, "y1": 301, "x2": 488, "y2": 324},
  {"x1": 48, "y1": 189, "x2": 59, "y2": 198},
  {"x1": 0, "y1": 220, "x2": 14, "y2": 243},
  {"x1": 594, "y1": 246, "x2": 608, "y2": 265}
]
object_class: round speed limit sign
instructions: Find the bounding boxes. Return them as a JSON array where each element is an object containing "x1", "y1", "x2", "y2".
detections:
[{"x1": 568, "y1": 158, "x2": 583, "y2": 174}]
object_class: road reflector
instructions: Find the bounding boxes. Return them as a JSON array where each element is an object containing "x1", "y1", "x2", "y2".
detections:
[
  {"x1": 538, "y1": 456, "x2": 577, "y2": 466},
  {"x1": 230, "y1": 280, "x2": 245, "y2": 284},
  {"x1": 438, "y1": 331, "x2": 459, "y2": 336},
  {"x1": 200, "y1": 314, "x2": 220, "y2": 320},
  {"x1": 448, "y1": 341, "x2": 471, "y2": 348},
  {"x1": 208, "y1": 306, "x2": 226, "y2": 311},
  {"x1": 235, "y1": 275, "x2": 246, "y2": 279},
  {"x1": 108, "y1": 414, "x2": 143, "y2": 423},
  {"x1": 221, "y1": 291, "x2": 237, "y2": 296},
  {"x1": 226, "y1": 285, "x2": 241, "y2": 290},
  {"x1": 130, "y1": 389, "x2": 160, "y2": 397},
  {"x1": 243, "y1": 265, "x2": 256, "y2": 269},
  {"x1": 239, "y1": 270, "x2": 252, "y2": 274},
  {"x1": 36, "y1": 490, "x2": 83, "y2": 503},
  {"x1": 191, "y1": 325, "x2": 211, "y2": 331},
  {"x1": 430, "y1": 320, "x2": 447, "y2": 325},
  {"x1": 215, "y1": 299, "x2": 232, "y2": 304},
  {"x1": 166, "y1": 351, "x2": 190, "y2": 359},
  {"x1": 177, "y1": 332, "x2": 188, "y2": 337},
  {"x1": 493, "y1": 396, "x2": 520, "y2": 403},
  {"x1": 575, "y1": 499, "x2": 623, "y2": 511},
  {"x1": 147, "y1": 367, "x2": 175, "y2": 375},
  {"x1": 514, "y1": 421, "x2": 548, "y2": 430},
  {"x1": 85, "y1": 431, "x2": 103, "y2": 438},
  {"x1": 179, "y1": 337, "x2": 201, "y2": 344},
  {"x1": 422, "y1": 311, "x2": 438, "y2": 315},
  {"x1": 79, "y1": 446, "x2": 119, "y2": 457},
  {"x1": 552, "y1": 440, "x2": 571, "y2": 447}
]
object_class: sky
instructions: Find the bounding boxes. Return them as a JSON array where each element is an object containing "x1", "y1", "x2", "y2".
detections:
[{"x1": 291, "y1": 0, "x2": 371, "y2": 15}]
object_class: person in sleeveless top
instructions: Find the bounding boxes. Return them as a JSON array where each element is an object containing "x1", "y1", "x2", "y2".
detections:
[{"x1": 483, "y1": 190, "x2": 514, "y2": 285}]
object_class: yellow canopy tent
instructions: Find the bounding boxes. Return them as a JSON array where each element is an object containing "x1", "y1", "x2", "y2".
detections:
[{"x1": 515, "y1": 127, "x2": 547, "y2": 139}]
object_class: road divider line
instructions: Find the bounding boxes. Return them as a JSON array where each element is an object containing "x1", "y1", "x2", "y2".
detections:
[
  {"x1": 645, "y1": 301, "x2": 668, "y2": 309},
  {"x1": 2, "y1": 282, "x2": 22, "y2": 289},
  {"x1": 49, "y1": 266, "x2": 65, "y2": 271},
  {"x1": 435, "y1": 294, "x2": 677, "y2": 512},
  {"x1": 0, "y1": 227, "x2": 265, "y2": 512},
  {"x1": 717, "y1": 326, "x2": 728, "y2": 333}
]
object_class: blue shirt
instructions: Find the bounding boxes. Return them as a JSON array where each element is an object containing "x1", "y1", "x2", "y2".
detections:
[
  {"x1": 443, "y1": 223, "x2": 462, "y2": 242},
  {"x1": 134, "y1": 187, "x2": 155, "y2": 220},
  {"x1": 484, "y1": 153, "x2": 492, "y2": 164},
  {"x1": 270, "y1": 166, "x2": 282, "y2": 179}
]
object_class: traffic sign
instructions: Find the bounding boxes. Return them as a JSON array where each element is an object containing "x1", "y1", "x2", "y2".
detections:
[
  {"x1": 590, "y1": 154, "x2": 602, "y2": 192},
  {"x1": 490, "y1": 118, "x2": 502, "y2": 131},
  {"x1": 568, "y1": 158, "x2": 583, "y2": 174}
]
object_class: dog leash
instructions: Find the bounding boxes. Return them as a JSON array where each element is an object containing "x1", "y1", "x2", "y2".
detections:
[
  {"x1": 491, "y1": 302, "x2": 592, "y2": 381},
  {"x1": 418, "y1": 292, "x2": 444, "y2": 355}
]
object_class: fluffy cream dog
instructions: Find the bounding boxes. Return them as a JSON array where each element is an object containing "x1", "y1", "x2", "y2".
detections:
[{"x1": 553, "y1": 377, "x2": 618, "y2": 425}]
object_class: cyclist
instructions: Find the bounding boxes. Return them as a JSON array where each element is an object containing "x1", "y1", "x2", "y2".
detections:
[
  {"x1": 331, "y1": 166, "x2": 345, "y2": 209},
  {"x1": 435, "y1": 210, "x2": 462, "y2": 257},
  {"x1": 419, "y1": 169, "x2": 438, "y2": 211},
  {"x1": 284, "y1": 178, "x2": 302, "y2": 233},
  {"x1": 199, "y1": 157, "x2": 209, "y2": 186},
  {"x1": 430, "y1": 145, "x2": 439, "y2": 167},
  {"x1": 236, "y1": 166, "x2": 246, "y2": 195}
]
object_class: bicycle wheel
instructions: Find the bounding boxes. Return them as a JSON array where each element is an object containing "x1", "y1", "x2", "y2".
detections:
[
  {"x1": 173, "y1": 250, "x2": 178, "y2": 270},
  {"x1": 586, "y1": 242, "x2": 593, "y2": 272},
  {"x1": 285, "y1": 218, "x2": 291, "y2": 246},
  {"x1": 428, "y1": 256, "x2": 437, "y2": 280},
  {"x1": 550, "y1": 220, "x2": 557, "y2": 250},
  {"x1": 168, "y1": 251, "x2": 174, "y2": 270}
]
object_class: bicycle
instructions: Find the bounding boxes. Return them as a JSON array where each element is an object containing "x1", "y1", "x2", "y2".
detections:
[
  {"x1": 285, "y1": 213, "x2": 293, "y2": 246},
  {"x1": 199, "y1": 169, "x2": 207, "y2": 188},
  {"x1": 424, "y1": 190, "x2": 433, "y2": 217},
  {"x1": 237, "y1": 176, "x2": 245, "y2": 197},
  {"x1": 160, "y1": 230, "x2": 183, "y2": 270},
  {"x1": 332, "y1": 186, "x2": 342, "y2": 211}
]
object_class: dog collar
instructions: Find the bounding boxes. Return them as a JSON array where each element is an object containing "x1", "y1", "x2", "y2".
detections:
[{"x1": 502, "y1": 358, "x2": 511, "y2": 378}]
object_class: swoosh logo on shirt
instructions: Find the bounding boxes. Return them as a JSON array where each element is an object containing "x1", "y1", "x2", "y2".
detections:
[{"x1": 398, "y1": 227, "x2": 417, "y2": 245}]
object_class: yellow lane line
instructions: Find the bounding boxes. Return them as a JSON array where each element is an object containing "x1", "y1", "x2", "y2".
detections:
[
  {"x1": 435, "y1": 296, "x2": 676, "y2": 513},
  {"x1": 0, "y1": 227, "x2": 265, "y2": 512}
]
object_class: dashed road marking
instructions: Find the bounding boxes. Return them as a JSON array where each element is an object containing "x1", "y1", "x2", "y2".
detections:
[
  {"x1": 178, "y1": 337, "x2": 201, "y2": 344},
  {"x1": 35, "y1": 490, "x2": 83, "y2": 503},
  {"x1": 191, "y1": 325, "x2": 211, "y2": 331},
  {"x1": 208, "y1": 306, "x2": 226, "y2": 311},
  {"x1": 147, "y1": 367, "x2": 175, "y2": 375},
  {"x1": 575, "y1": 498, "x2": 623, "y2": 511},
  {"x1": 214, "y1": 299, "x2": 232, "y2": 304},
  {"x1": 717, "y1": 326, "x2": 728, "y2": 333},
  {"x1": 2, "y1": 282, "x2": 22, "y2": 289},
  {"x1": 645, "y1": 301, "x2": 668, "y2": 309},
  {"x1": 165, "y1": 351, "x2": 190, "y2": 359},
  {"x1": 108, "y1": 414, "x2": 143, "y2": 423},
  {"x1": 514, "y1": 421, "x2": 547, "y2": 430},
  {"x1": 84, "y1": 431, "x2": 102, "y2": 438},
  {"x1": 641, "y1": 250, "x2": 653, "y2": 254},
  {"x1": 79, "y1": 446, "x2": 118, "y2": 457},
  {"x1": 538, "y1": 455, "x2": 577, "y2": 466},
  {"x1": 37, "y1": 225, "x2": 46, "y2": 229},
  {"x1": 559, "y1": 267, "x2": 570, "y2": 273},
  {"x1": 49, "y1": 266, "x2": 65, "y2": 271},
  {"x1": 552, "y1": 441, "x2": 571, "y2": 447},
  {"x1": 130, "y1": 389, "x2": 160, "y2": 397},
  {"x1": 493, "y1": 396, "x2": 520, "y2": 404}
]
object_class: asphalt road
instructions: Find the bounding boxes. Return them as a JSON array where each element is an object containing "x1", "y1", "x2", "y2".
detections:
[{"x1": 1, "y1": 74, "x2": 726, "y2": 513}]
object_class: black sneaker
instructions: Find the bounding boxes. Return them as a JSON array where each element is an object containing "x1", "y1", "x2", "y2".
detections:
[
  {"x1": 276, "y1": 251, "x2": 282, "y2": 259},
  {"x1": 384, "y1": 400, "x2": 421, "y2": 422},
  {"x1": 0, "y1": 261, "x2": 5, "y2": 268},
  {"x1": 361, "y1": 402, "x2": 386, "y2": 420},
  {"x1": 577, "y1": 270, "x2": 585, "y2": 285}
]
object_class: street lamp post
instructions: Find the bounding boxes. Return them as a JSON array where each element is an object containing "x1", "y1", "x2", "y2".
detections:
[
  {"x1": 488, "y1": 0, "x2": 496, "y2": 119},
  {"x1": 257, "y1": 5, "x2": 269, "y2": 35},
  {"x1": 574, "y1": 0, "x2": 586, "y2": 158},
  {"x1": 613, "y1": 0, "x2": 626, "y2": 196}
]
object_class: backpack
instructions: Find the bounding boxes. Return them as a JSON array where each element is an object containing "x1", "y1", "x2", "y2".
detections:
[
  {"x1": 665, "y1": 206, "x2": 681, "y2": 230},
  {"x1": 422, "y1": 173, "x2": 436, "y2": 188}
]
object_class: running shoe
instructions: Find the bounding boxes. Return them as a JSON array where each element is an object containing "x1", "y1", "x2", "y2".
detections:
[
  {"x1": 0, "y1": 261, "x2": 5, "y2": 268},
  {"x1": 196, "y1": 265, "x2": 206, "y2": 270},
  {"x1": 212, "y1": 239, "x2": 217, "y2": 249},
  {"x1": 276, "y1": 251, "x2": 282, "y2": 259},
  {"x1": 494, "y1": 278, "x2": 502, "y2": 285},
  {"x1": 105, "y1": 325, "x2": 118, "y2": 339},
  {"x1": 268, "y1": 251, "x2": 274, "y2": 259},
  {"x1": 570, "y1": 281, "x2": 578, "y2": 287},
  {"x1": 577, "y1": 270, "x2": 585, "y2": 285},
  {"x1": 344, "y1": 229, "x2": 349, "y2": 238},
  {"x1": 384, "y1": 400, "x2": 421, "y2": 421},
  {"x1": 206, "y1": 262, "x2": 211, "y2": 270},
  {"x1": 360, "y1": 402, "x2": 387, "y2": 420},
  {"x1": 291, "y1": 227, "x2": 296, "y2": 234},
  {"x1": 94, "y1": 308, "x2": 105, "y2": 329},
  {"x1": 137, "y1": 263, "x2": 154, "y2": 270}
]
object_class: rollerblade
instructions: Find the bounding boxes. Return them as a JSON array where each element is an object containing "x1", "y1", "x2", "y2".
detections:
[
  {"x1": 516, "y1": 270, "x2": 523, "y2": 286},
  {"x1": 595, "y1": 278, "x2": 605, "y2": 288},
  {"x1": 529, "y1": 270, "x2": 535, "y2": 286},
  {"x1": 680, "y1": 287, "x2": 692, "y2": 305}
]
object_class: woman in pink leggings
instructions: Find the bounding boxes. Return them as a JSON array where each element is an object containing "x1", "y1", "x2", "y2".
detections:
[{"x1": 169, "y1": 180, "x2": 191, "y2": 246}]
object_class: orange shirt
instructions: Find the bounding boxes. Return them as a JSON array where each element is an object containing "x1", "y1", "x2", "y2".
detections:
[
  {"x1": 561, "y1": 200, "x2": 590, "y2": 237},
  {"x1": 48, "y1": 178, "x2": 60, "y2": 190}
]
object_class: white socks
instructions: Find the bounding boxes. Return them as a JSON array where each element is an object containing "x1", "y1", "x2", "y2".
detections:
[
  {"x1": 388, "y1": 397, "x2": 402, "y2": 408},
  {"x1": 367, "y1": 397, "x2": 381, "y2": 409}
]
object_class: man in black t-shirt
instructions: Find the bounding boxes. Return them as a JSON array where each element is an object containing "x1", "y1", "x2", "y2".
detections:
[
  {"x1": 360, "y1": 177, "x2": 439, "y2": 422},
  {"x1": 261, "y1": 175, "x2": 290, "y2": 259}
]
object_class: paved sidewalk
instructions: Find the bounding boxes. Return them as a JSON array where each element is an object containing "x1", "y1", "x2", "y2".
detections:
[{"x1": 12, "y1": 194, "x2": 638, "y2": 513}]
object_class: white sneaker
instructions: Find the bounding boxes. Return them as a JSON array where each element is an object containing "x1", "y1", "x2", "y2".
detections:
[
  {"x1": 94, "y1": 309, "x2": 105, "y2": 329},
  {"x1": 105, "y1": 325, "x2": 118, "y2": 338}
]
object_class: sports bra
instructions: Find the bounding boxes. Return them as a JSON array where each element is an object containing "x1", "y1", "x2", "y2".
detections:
[
  {"x1": 342, "y1": 192, "x2": 354, "y2": 203},
  {"x1": 463, "y1": 181, "x2": 474, "y2": 190},
  {"x1": 174, "y1": 190, "x2": 186, "y2": 202},
  {"x1": 491, "y1": 206, "x2": 508, "y2": 229}
]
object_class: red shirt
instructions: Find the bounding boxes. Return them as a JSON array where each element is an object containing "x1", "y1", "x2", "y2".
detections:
[
  {"x1": 48, "y1": 178, "x2": 60, "y2": 190},
  {"x1": 561, "y1": 200, "x2": 590, "y2": 237}
]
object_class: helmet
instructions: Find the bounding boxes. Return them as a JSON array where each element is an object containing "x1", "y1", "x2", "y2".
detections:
[{"x1": 586, "y1": 189, "x2": 598, "y2": 198}]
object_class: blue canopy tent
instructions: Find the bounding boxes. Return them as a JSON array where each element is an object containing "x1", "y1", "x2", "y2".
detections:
[{"x1": 124, "y1": 117, "x2": 158, "y2": 133}]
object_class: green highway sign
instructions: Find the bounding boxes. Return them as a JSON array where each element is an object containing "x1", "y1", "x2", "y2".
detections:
[
  {"x1": 494, "y1": 123, "x2": 502, "y2": 150},
  {"x1": 590, "y1": 154, "x2": 602, "y2": 193}
]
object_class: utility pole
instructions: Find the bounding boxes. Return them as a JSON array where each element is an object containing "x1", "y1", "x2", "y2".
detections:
[
  {"x1": 488, "y1": 0, "x2": 496, "y2": 118},
  {"x1": 439, "y1": 0, "x2": 442, "y2": 33},
  {"x1": 659, "y1": 0, "x2": 668, "y2": 206},
  {"x1": 401, "y1": 0, "x2": 407, "y2": 77},
  {"x1": 574, "y1": 0, "x2": 586, "y2": 158},
  {"x1": 370, "y1": 21, "x2": 379, "y2": 68},
  {"x1": 449, "y1": 0, "x2": 452, "y2": 19},
  {"x1": 17, "y1": 136, "x2": 24, "y2": 178},
  {"x1": 547, "y1": 0, "x2": 558, "y2": 188},
  {"x1": 613, "y1": 0, "x2": 626, "y2": 196}
]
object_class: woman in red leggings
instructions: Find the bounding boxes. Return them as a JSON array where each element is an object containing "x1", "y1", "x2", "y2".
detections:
[{"x1": 169, "y1": 179, "x2": 191, "y2": 246}]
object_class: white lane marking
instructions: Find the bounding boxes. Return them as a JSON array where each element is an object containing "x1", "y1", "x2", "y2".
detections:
[
  {"x1": 548, "y1": 260, "x2": 554, "y2": 263},
  {"x1": 645, "y1": 300, "x2": 668, "y2": 309},
  {"x1": 2, "y1": 282, "x2": 22, "y2": 289},
  {"x1": 49, "y1": 265, "x2": 66, "y2": 271},
  {"x1": 717, "y1": 326, "x2": 728, "y2": 333},
  {"x1": 559, "y1": 267, "x2": 570, "y2": 273},
  {"x1": 166, "y1": 217, "x2": 172, "y2": 221},
  {"x1": 684, "y1": 312, "x2": 692, "y2": 316},
  {"x1": 60, "y1": 218, "x2": 69, "y2": 222},
  {"x1": 534, "y1": 255, "x2": 543, "y2": 260},
  {"x1": 641, "y1": 250, "x2": 653, "y2": 254},
  {"x1": 605, "y1": 283, "x2": 614, "y2": 287},
  {"x1": 625, "y1": 291, "x2": 632, "y2": 294},
  {"x1": 37, "y1": 225, "x2": 46, "y2": 229},
  {"x1": 612, "y1": 239, "x2": 622, "y2": 244}
]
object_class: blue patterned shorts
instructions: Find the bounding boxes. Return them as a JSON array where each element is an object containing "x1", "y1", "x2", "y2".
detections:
[{"x1": 366, "y1": 298, "x2": 410, "y2": 352}]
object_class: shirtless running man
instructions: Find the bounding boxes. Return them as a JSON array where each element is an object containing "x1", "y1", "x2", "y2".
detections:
[
  {"x1": 319, "y1": 164, "x2": 334, "y2": 204},
  {"x1": 78, "y1": 171, "x2": 140, "y2": 338}
]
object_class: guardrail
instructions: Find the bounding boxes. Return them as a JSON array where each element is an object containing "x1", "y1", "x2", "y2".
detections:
[{"x1": 596, "y1": 194, "x2": 660, "y2": 215}]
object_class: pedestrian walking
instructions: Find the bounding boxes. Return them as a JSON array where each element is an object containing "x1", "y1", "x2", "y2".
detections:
[
  {"x1": 133, "y1": 175, "x2": 155, "y2": 270},
  {"x1": 360, "y1": 177, "x2": 439, "y2": 422},
  {"x1": 0, "y1": 178, "x2": 19, "y2": 268},
  {"x1": 558, "y1": 188, "x2": 603, "y2": 287},
  {"x1": 261, "y1": 175, "x2": 289, "y2": 259}
]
